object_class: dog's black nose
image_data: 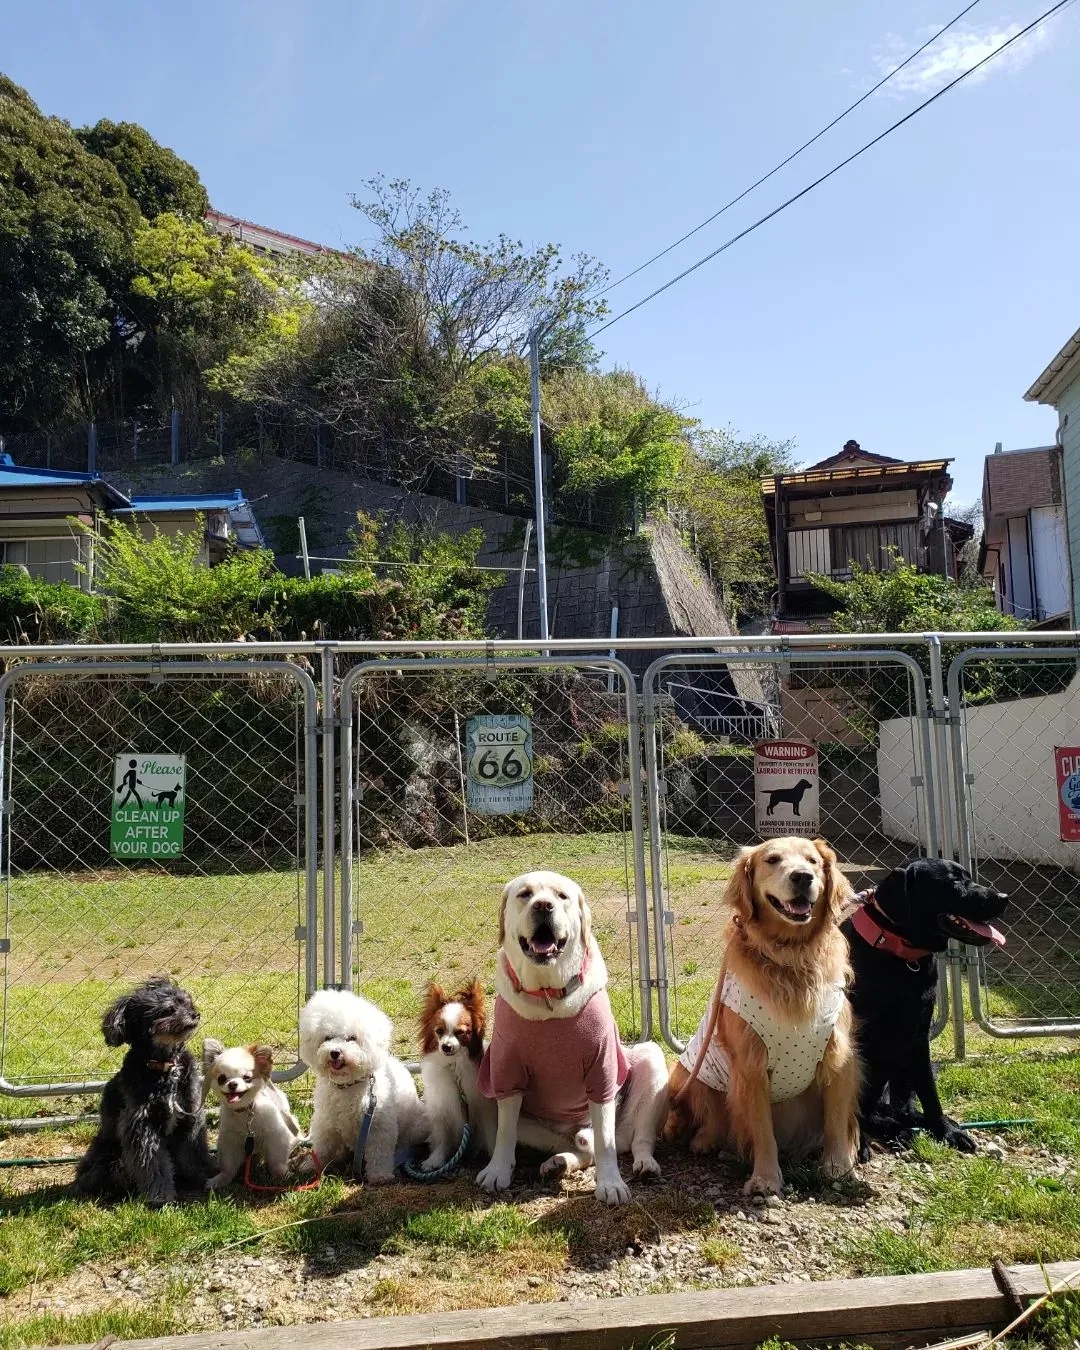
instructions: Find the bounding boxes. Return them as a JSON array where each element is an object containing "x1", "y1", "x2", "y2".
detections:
[
  {"x1": 441, "y1": 1043, "x2": 455, "y2": 1055},
  {"x1": 790, "y1": 870, "x2": 814, "y2": 891},
  {"x1": 532, "y1": 898, "x2": 554, "y2": 913},
  {"x1": 328, "y1": 1048, "x2": 341, "y2": 1062}
]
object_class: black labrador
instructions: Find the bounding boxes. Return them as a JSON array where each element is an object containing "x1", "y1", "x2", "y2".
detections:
[{"x1": 842, "y1": 858, "x2": 1007, "y2": 1154}]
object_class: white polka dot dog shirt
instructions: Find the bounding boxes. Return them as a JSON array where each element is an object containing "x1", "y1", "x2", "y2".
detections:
[{"x1": 678, "y1": 972, "x2": 846, "y2": 1102}]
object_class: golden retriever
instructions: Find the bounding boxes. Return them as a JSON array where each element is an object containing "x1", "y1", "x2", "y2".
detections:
[{"x1": 663, "y1": 837, "x2": 860, "y2": 1195}]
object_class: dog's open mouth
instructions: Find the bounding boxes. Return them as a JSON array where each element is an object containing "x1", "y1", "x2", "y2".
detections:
[
  {"x1": 225, "y1": 1090, "x2": 247, "y2": 1105},
  {"x1": 519, "y1": 923, "x2": 567, "y2": 963},
  {"x1": 938, "y1": 913, "x2": 1006, "y2": 947},
  {"x1": 766, "y1": 892, "x2": 813, "y2": 924}
]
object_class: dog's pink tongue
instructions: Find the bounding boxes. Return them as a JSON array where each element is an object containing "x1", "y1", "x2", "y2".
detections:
[
  {"x1": 967, "y1": 919, "x2": 1006, "y2": 946},
  {"x1": 530, "y1": 938, "x2": 557, "y2": 955}
]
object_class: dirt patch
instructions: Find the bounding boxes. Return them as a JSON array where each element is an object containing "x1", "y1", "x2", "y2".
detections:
[{"x1": 4, "y1": 1136, "x2": 1072, "y2": 1336}]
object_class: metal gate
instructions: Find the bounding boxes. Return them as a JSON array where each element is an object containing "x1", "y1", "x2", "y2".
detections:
[
  {"x1": 0, "y1": 660, "x2": 319, "y2": 1097},
  {"x1": 643, "y1": 649, "x2": 940, "y2": 1051},
  {"x1": 948, "y1": 646, "x2": 1080, "y2": 1037},
  {"x1": 337, "y1": 655, "x2": 653, "y2": 1061}
]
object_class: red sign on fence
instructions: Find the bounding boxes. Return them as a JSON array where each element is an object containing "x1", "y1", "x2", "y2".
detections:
[{"x1": 1054, "y1": 747, "x2": 1080, "y2": 842}]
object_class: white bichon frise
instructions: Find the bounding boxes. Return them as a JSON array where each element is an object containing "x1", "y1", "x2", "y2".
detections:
[{"x1": 299, "y1": 989, "x2": 427, "y2": 1183}]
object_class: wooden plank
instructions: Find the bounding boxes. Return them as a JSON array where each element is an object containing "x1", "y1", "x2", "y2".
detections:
[{"x1": 59, "y1": 1262, "x2": 1080, "y2": 1350}]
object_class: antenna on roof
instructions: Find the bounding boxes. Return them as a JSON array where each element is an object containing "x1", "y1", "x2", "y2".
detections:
[{"x1": 994, "y1": 441, "x2": 1003, "y2": 454}]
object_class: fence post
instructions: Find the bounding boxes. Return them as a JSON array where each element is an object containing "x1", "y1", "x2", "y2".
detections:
[
  {"x1": 929, "y1": 637, "x2": 964, "y2": 1060},
  {"x1": 170, "y1": 409, "x2": 180, "y2": 465},
  {"x1": 87, "y1": 422, "x2": 97, "y2": 472},
  {"x1": 320, "y1": 645, "x2": 337, "y2": 989},
  {"x1": 217, "y1": 410, "x2": 225, "y2": 457}
]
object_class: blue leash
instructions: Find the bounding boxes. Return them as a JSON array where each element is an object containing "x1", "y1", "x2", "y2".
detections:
[
  {"x1": 402, "y1": 1120, "x2": 472, "y2": 1182},
  {"x1": 351, "y1": 1079, "x2": 378, "y2": 1180}
]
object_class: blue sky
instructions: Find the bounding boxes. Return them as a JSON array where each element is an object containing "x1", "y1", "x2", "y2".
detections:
[{"x1": 3, "y1": 0, "x2": 1078, "y2": 504}]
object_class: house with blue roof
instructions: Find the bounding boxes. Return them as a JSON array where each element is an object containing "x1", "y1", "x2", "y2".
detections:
[{"x1": 0, "y1": 456, "x2": 264, "y2": 587}]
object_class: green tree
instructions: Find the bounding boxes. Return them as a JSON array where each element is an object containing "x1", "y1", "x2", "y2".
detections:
[
  {"x1": 126, "y1": 212, "x2": 307, "y2": 419},
  {"x1": 544, "y1": 367, "x2": 690, "y2": 517},
  {"x1": 0, "y1": 75, "x2": 138, "y2": 426},
  {"x1": 75, "y1": 119, "x2": 209, "y2": 221},
  {"x1": 669, "y1": 428, "x2": 796, "y2": 618}
]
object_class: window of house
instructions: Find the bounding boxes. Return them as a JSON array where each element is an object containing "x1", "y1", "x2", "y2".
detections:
[{"x1": 0, "y1": 538, "x2": 83, "y2": 586}]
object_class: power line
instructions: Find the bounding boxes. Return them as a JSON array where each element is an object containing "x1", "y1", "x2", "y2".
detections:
[
  {"x1": 598, "y1": 0, "x2": 984, "y2": 297},
  {"x1": 590, "y1": 0, "x2": 1074, "y2": 340}
]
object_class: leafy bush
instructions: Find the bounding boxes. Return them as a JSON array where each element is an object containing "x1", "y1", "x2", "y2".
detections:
[
  {"x1": 0, "y1": 566, "x2": 102, "y2": 644},
  {"x1": 87, "y1": 517, "x2": 279, "y2": 643}
]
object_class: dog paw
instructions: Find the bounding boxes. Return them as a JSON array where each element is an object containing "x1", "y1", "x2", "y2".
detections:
[
  {"x1": 420, "y1": 1152, "x2": 448, "y2": 1173},
  {"x1": 205, "y1": 1173, "x2": 230, "y2": 1190},
  {"x1": 632, "y1": 1153, "x2": 661, "y2": 1180},
  {"x1": 743, "y1": 1169, "x2": 783, "y2": 1197},
  {"x1": 574, "y1": 1128, "x2": 594, "y2": 1153},
  {"x1": 821, "y1": 1148, "x2": 857, "y2": 1179},
  {"x1": 945, "y1": 1125, "x2": 978, "y2": 1154},
  {"x1": 689, "y1": 1128, "x2": 720, "y2": 1155},
  {"x1": 857, "y1": 1138, "x2": 872, "y2": 1165},
  {"x1": 365, "y1": 1172, "x2": 396, "y2": 1187},
  {"x1": 594, "y1": 1172, "x2": 631, "y2": 1206},
  {"x1": 477, "y1": 1159, "x2": 514, "y2": 1193},
  {"x1": 539, "y1": 1153, "x2": 571, "y2": 1179}
]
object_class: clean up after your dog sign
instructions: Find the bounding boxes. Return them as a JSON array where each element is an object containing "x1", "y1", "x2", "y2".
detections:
[
  {"x1": 111, "y1": 753, "x2": 187, "y2": 858},
  {"x1": 754, "y1": 740, "x2": 819, "y2": 838}
]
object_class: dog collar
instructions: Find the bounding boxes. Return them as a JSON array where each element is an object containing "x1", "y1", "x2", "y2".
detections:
[
  {"x1": 851, "y1": 894, "x2": 933, "y2": 962},
  {"x1": 503, "y1": 947, "x2": 590, "y2": 1002},
  {"x1": 147, "y1": 1058, "x2": 177, "y2": 1072}
]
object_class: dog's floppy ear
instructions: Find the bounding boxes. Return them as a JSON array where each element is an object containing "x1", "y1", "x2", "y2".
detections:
[
  {"x1": 498, "y1": 881, "x2": 512, "y2": 948},
  {"x1": 812, "y1": 838, "x2": 849, "y2": 918},
  {"x1": 250, "y1": 1045, "x2": 274, "y2": 1079},
  {"x1": 202, "y1": 1037, "x2": 224, "y2": 1072},
  {"x1": 725, "y1": 846, "x2": 755, "y2": 923},
  {"x1": 102, "y1": 990, "x2": 132, "y2": 1047},
  {"x1": 876, "y1": 865, "x2": 913, "y2": 924},
  {"x1": 577, "y1": 886, "x2": 593, "y2": 950}
]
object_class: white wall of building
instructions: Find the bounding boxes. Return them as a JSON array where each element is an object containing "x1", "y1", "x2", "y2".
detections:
[
  {"x1": 1031, "y1": 504, "x2": 1070, "y2": 618},
  {"x1": 879, "y1": 673, "x2": 1080, "y2": 867}
]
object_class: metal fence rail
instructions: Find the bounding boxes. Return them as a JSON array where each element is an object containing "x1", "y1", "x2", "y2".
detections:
[
  {"x1": 642, "y1": 649, "x2": 941, "y2": 1051},
  {"x1": 947, "y1": 646, "x2": 1080, "y2": 1037},
  {"x1": 337, "y1": 656, "x2": 652, "y2": 1061},
  {"x1": 0, "y1": 660, "x2": 319, "y2": 1097},
  {"x1": 0, "y1": 631, "x2": 1077, "y2": 1101}
]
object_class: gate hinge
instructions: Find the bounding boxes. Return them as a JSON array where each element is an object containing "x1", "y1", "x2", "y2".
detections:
[
  {"x1": 618, "y1": 780, "x2": 631, "y2": 798},
  {"x1": 0, "y1": 938, "x2": 9, "y2": 954},
  {"x1": 352, "y1": 921, "x2": 364, "y2": 936},
  {"x1": 657, "y1": 781, "x2": 668, "y2": 798},
  {"x1": 293, "y1": 792, "x2": 304, "y2": 807},
  {"x1": 294, "y1": 926, "x2": 307, "y2": 942},
  {"x1": 0, "y1": 798, "x2": 10, "y2": 814},
  {"x1": 663, "y1": 910, "x2": 676, "y2": 926},
  {"x1": 625, "y1": 912, "x2": 637, "y2": 925},
  {"x1": 965, "y1": 772, "x2": 975, "y2": 785},
  {"x1": 909, "y1": 775, "x2": 924, "y2": 788}
]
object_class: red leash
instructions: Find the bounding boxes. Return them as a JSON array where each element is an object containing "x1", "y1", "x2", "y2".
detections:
[{"x1": 242, "y1": 1139, "x2": 323, "y2": 1193}]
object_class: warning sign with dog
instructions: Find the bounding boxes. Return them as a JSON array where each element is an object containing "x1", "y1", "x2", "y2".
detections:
[
  {"x1": 110, "y1": 753, "x2": 187, "y2": 858},
  {"x1": 466, "y1": 714, "x2": 533, "y2": 816},
  {"x1": 1055, "y1": 747, "x2": 1080, "y2": 842},
  {"x1": 754, "y1": 741, "x2": 819, "y2": 838}
]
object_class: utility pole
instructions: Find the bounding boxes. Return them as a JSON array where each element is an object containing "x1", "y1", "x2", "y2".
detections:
[{"x1": 528, "y1": 326, "x2": 550, "y2": 649}]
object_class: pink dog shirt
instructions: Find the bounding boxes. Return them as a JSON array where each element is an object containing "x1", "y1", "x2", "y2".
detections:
[{"x1": 479, "y1": 987, "x2": 629, "y2": 1124}]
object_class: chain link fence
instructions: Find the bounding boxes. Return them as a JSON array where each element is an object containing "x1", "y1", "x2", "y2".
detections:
[
  {"x1": 643, "y1": 649, "x2": 938, "y2": 1050},
  {"x1": 338, "y1": 656, "x2": 652, "y2": 1062},
  {"x1": 0, "y1": 659, "x2": 318, "y2": 1100},
  {"x1": 1, "y1": 636, "x2": 1078, "y2": 1107},
  {"x1": 945, "y1": 646, "x2": 1080, "y2": 1036}
]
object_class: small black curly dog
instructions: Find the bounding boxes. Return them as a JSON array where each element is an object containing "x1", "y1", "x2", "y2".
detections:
[{"x1": 74, "y1": 977, "x2": 212, "y2": 1204}]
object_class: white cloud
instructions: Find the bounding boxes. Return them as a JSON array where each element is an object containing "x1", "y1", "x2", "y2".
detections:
[{"x1": 872, "y1": 20, "x2": 1049, "y2": 97}]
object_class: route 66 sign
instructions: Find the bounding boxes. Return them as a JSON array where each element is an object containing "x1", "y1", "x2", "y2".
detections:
[{"x1": 466, "y1": 714, "x2": 533, "y2": 816}]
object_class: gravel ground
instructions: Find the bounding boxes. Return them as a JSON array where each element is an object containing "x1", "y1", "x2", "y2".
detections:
[{"x1": 7, "y1": 1134, "x2": 1074, "y2": 1337}]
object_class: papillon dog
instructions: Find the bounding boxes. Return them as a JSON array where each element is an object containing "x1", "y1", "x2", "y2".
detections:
[{"x1": 418, "y1": 979, "x2": 498, "y2": 1169}]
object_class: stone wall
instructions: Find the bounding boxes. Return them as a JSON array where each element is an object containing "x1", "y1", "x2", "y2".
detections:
[{"x1": 111, "y1": 454, "x2": 758, "y2": 690}]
